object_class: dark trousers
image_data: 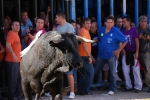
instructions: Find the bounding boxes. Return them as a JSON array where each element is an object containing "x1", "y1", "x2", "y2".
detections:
[
  {"x1": 77, "y1": 57, "x2": 94, "y2": 93},
  {"x1": 6, "y1": 61, "x2": 22, "y2": 100}
]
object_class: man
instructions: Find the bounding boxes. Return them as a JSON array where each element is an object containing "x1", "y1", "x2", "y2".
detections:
[
  {"x1": 90, "y1": 21, "x2": 98, "y2": 62},
  {"x1": 115, "y1": 16, "x2": 123, "y2": 29},
  {"x1": 21, "y1": 11, "x2": 33, "y2": 50},
  {"x1": 94, "y1": 16, "x2": 127, "y2": 95},
  {"x1": 25, "y1": 17, "x2": 46, "y2": 45},
  {"x1": 115, "y1": 16, "x2": 123, "y2": 82},
  {"x1": 121, "y1": 16, "x2": 142, "y2": 93},
  {"x1": 69, "y1": 19, "x2": 76, "y2": 35},
  {"x1": 77, "y1": 18, "x2": 94, "y2": 95},
  {"x1": 55, "y1": 11, "x2": 75, "y2": 99},
  {"x1": 137, "y1": 15, "x2": 150, "y2": 93},
  {"x1": 5, "y1": 21, "x2": 22, "y2": 100}
]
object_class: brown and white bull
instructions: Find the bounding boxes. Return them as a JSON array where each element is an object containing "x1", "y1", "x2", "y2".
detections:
[{"x1": 20, "y1": 31, "x2": 95, "y2": 100}]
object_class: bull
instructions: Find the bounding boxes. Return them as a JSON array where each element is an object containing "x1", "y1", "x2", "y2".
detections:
[{"x1": 20, "y1": 31, "x2": 95, "y2": 100}]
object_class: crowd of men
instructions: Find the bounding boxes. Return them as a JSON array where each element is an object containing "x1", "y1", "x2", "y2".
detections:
[{"x1": 0, "y1": 8, "x2": 150, "y2": 100}]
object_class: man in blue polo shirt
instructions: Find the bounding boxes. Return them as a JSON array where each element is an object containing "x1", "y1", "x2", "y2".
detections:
[
  {"x1": 94, "y1": 16, "x2": 127, "y2": 95},
  {"x1": 21, "y1": 11, "x2": 33, "y2": 50}
]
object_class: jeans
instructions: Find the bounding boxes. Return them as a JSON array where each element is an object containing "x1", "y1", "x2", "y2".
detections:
[
  {"x1": 77, "y1": 57, "x2": 94, "y2": 93},
  {"x1": 140, "y1": 52, "x2": 150, "y2": 87},
  {"x1": 94, "y1": 56, "x2": 117, "y2": 92}
]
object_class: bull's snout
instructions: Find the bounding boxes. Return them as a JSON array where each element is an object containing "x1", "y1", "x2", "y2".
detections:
[{"x1": 76, "y1": 61, "x2": 83, "y2": 68}]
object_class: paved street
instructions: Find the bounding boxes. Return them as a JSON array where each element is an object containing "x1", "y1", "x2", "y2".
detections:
[
  {"x1": 37, "y1": 87, "x2": 150, "y2": 100},
  {"x1": 1, "y1": 87, "x2": 150, "y2": 100}
]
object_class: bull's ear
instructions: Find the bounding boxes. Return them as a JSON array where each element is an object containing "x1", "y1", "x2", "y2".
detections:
[
  {"x1": 76, "y1": 35, "x2": 96, "y2": 43},
  {"x1": 51, "y1": 35, "x2": 64, "y2": 44}
]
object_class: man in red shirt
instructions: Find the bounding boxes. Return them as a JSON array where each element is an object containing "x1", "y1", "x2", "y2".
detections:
[{"x1": 5, "y1": 21, "x2": 23, "y2": 100}]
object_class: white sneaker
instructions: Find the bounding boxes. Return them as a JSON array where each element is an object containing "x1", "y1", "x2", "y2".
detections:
[
  {"x1": 116, "y1": 74, "x2": 122, "y2": 81},
  {"x1": 45, "y1": 92, "x2": 50, "y2": 96},
  {"x1": 108, "y1": 91, "x2": 114, "y2": 95},
  {"x1": 68, "y1": 92, "x2": 75, "y2": 99}
]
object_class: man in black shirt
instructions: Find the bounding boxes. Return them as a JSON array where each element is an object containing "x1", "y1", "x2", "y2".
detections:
[{"x1": 90, "y1": 21, "x2": 98, "y2": 63}]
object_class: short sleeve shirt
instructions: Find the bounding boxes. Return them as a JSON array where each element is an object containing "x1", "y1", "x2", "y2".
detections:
[
  {"x1": 56, "y1": 22, "x2": 74, "y2": 34},
  {"x1": 28, "y1": 28, "x2": 46, "y2": 45},
  {"x1": 5, "y1": 31, "x2": 21, "y2": 62},
  {"x1": 21, "y1": 18, "x2": 33, "y2": 49},
  {"x1": 136, "y1": 27, "x2": 150, "y2": 52},
  {"x1": 121, "y1": 28, "x2": 139, "y2": 51},
  {"x1": 78, "y1": 27, "x2": 91, "y2": 56},
  {"x1": 0, "y1": 42, "x2": 4, "y2": 61},
  {"x1": 98, "y1": 26, "x2": 127, "y2": 59}
]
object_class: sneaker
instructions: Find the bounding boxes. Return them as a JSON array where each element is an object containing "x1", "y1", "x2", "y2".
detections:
[
  {"x1": 135, "y1": 89, "x2": 141, "y2": 93},
  {"x1": 108, "y1": 91, "x2": 114, "y2": 95},
  {"x1": 91, "y1": 87, "x2": 98, "y2": 91},
  {"x1": 116, "y1": 85, "x2": 121, "y2": 88},
  {"x1": 68, "y1": 92, "x2": 75, "y2": 99},
  {"x1": 103, "y1": 80, "x2": 108, "y2": 82},
  {"x1": 45, "y1": 92, "x2": 50, "y2": 96},
  {"x1": 14, "y1": 95, "x2": 25, "y2": 100},
  {"x1": 13, "y1": 98, "x2": 19, "y2": 100},
  {"x1": 122, "y1": 88, "x2": 132, "y2": 92},
  {"x1": 87, "y1": 91, "x2": 94, "y2": 95},
  {"x1": 116, "y1": 74, "x2": 122, "y2": 81},
  {"x1": 147, "y1": 88, "x2": 150, "y2": 93}
]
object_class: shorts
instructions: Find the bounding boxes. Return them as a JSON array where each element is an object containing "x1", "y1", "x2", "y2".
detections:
[{"x1": 65, "y1": 68, "x2": 75, "y2": 74}]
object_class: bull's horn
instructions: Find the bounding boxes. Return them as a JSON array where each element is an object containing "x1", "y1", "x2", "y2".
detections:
[
  {"x1": 76, "y1": 35, "x2": 96, "y2": 43},
  {"x1": 51, "y1": 35, "x2": 64, "y2": 43}
]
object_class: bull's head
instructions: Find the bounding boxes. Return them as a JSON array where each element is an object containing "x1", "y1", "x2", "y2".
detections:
[{"x1": 49, "y1": 33, "x2": 96, "y2": 69}]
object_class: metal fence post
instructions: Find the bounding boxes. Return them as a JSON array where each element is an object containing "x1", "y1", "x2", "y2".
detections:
[
  {"x1": 135, "y1": 0, "x2": 138, "y2": 26},
  {"x1": 84, "y1": 0, "x2": 88, "y2": 17}
]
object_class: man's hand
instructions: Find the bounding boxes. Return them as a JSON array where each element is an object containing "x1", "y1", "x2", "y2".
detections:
[
  {"x1": 139, "y1": 34, "x2": 143, "y2": 39},
  {"x1": 88, "y1": 57, "x2": 92, "y2": 64},
  {"x1": 12, "y1": 53, "x2": 18, "y2": 62},
  {"x1": 116, "y1": 54, "x2": 119, "y2": 59},
  {"x1": 47, "y1": 6, "x2": 51, "y2": 12},
  {"x1": 26, "y1": 29, "x2": 30, "y2": 35},
  {"x1": 92, "y1": 57, "x2": 96, "y2": 63},
  {"x1": 135, "y1": 52, "x2": 138, "y2": 59},
  {"x1": 113, "y1": 49, "x2": 121, "y2": 56},
  {"x1": 143, "y1": 35, "x2": 150, "y2": 40},
  {"x1": 121, "y1": 49, "x2": 126, "y2": 55},
  {"x1": 93, "y1": 37, "x2": 98, "y2": 42}
]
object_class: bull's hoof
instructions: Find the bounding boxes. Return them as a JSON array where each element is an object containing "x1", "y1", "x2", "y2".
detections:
[{"x1": 54, "y1": 94, "x2": 62, "y2": 100}]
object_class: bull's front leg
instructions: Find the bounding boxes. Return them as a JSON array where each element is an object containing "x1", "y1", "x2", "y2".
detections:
[
  {"x1": 54, "y1": 62, "x2": 69, "y2": 73},
  {"x1": 21, "y1": 80, "x2": 33, "y2": 100},
  {"x1": 40, "y1": 77, "x2": 56, "y2": 97},
  {"x1": 35, "y1": 94, "x2": 40, "y2": 100},
  {"x1": 54, "y1": 94, "x2": 61, "y2": 100}
]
